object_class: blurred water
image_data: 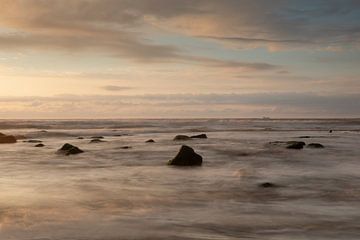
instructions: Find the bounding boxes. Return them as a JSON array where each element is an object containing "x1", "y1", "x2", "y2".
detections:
[{"x1": 0, "y1": 119, "x2": 359, "y2": 240}]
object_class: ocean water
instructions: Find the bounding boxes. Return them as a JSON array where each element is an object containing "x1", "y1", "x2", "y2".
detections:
[{"x1": 0, "y1": 119, "x2": 359, "y2": 240}]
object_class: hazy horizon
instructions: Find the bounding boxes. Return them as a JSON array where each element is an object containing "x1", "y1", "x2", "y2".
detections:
[{"x1": 1, "y1": 0, "x2": 359, "y2": 118}]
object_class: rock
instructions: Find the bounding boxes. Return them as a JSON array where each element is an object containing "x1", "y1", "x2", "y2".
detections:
[
  {"x1": 146, "y1": 139, "x2": 155, "y2": 143},
  {"x1": 259, "y1": 182, "x2": 276, "y2": 188},
  {"x1": 89, "y1": 139, "x2": 106, "y2": 143},
  {"x1": 299, "y1": 136, "x2": 311, "y2": 139},
  {"x1": 286, "y1": 141, "x2": 305, "y2": 149},
  {"x1": 91, "y1": 136, "x2": 104, "y2": 139},
  {"x1": 57, "y1": 143, "x2": 84, "y2": 155},
  {"x1": 35, "y1": 143, "x2": 45, "y2": 147},
  {"x1": 23, "y1": 139, "x2": 42, "y2": 143},
  {"x1": 0, "y1": 134, "x2": 17, "y2": 144},
  {"x1": 329, "y1": 130, "x2": 333, "y2": 133},
  {"x1": 307, "y1": 143, "x2": 324, "y2": 148},
  {"x1": 120, "y1": 146, "x2": 132, "y2": 149},
  {"x1": 168, "y1": 145, "x2": 203, "y2": 166},
  {"x1": 77, "y1": 137, "x2": 84, "y2": 139},
  {"x1": 190, "y1": 134, "x2": 208, "y2": 139},
  {"x1": 173, "y1": 135, "x2": 191, "y2": 141}
]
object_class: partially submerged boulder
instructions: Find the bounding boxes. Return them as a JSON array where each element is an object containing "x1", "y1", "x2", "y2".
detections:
[
  {"x1": 0, "y1": 134, "x2": 17, "y2": 144},
  {"x1": 146, "y1": 139, "x2": 155, "y2": 143},
  {"x1": 173, "y1": 135, "x2": 192, "y2": 141},
  {"x1": 190, "y1": 134, "x2": 208, "y2": 139},
  {"x1": 259, "y1": 182, "x2": 277, "y2": 188},
  {"x1": 286, "y1": 141, "x2": 305, "y2": 149},
  {"x1": 307, "y1": 143, "x2": 324, "y2": 148},
  {"x1": 57, "y1": 143, "x2": 84, "y2": 155},
  {"x1": 120, "y1": 146, "x2": 132, "y2": 149},
  {"x1": 35, "y1": 143, "x2": 45, "y2": 147},
  {"x1": 168, "y1": 145, "x2": 203, "y2": 166}
]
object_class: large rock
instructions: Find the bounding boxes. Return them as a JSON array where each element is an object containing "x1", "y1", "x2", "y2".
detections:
[
  {"x1": 190, "y1": 134, "x2": 208, "y2": 139},
  {"x1": 286, "y1": 141, "x2": 305, "y2": 149},
  {"x1": 0, "y1": 134, "x2": 17, "y2": 144},
  {"x1": 173, "y1": 135, "x2": 192, "y2": 141},
  {"x1": 307, "y1": 143, "x2": 324, "y2": 148},
  {"x1": 168, "y1": 145, "x2": 203, "y2": 166},
  {"x1": 57, "y1": 143, "x2": 84, "y2": 155}
]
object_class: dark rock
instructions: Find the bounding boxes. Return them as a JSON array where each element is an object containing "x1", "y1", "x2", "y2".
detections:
[
  {"x1": 299, "y1": 136, "x2": 311, "y2": 139},
  {"x1": 57, "y1": 143, "x2": 84, "y2": 155},
  {"x1": 146, "y1": 139, "x2": 155, "y2": 143},
  {"x1": 0, "y1": 134, "x2": 17, "y2": 144},
  {"x1": 35, "y1": 143, "x2": 45, "y2": 147},
  {"x1": 190, "y1": 134, "x2": 208, "y2": 139},
  {"x1": 307, "y1": 143, "x2": 324, "y2": 148},
  {"x1": 259, "y1": 182, "x2": 276, "y2": 188},
  {"x1": 77, "y1": 137, "x2": 84, "y2": 139},
  {"x1": 329, "y1": 130, "x2": 333, "y2": 133},
  {"x1": 23, "y1": 139, "x2": 42, "y2": 143},
  {"x1": 173, "y1": 135, "x2": 191, "y2": 141},
  {"x1": 168, "y1": 145, "x2": 203, "y2": 166},
  {"x1": 286, "y1": 141, "x2": 305, "y2": 149},
  {"x1": 89, "y1": 139, "x2": 106, "y2": 143},
  {"x1": 120, "y1": 146, "x2": 132, "y2": 149},
  {"x1": 91, "y1": 136, "x2": 104, "y2": 139}
]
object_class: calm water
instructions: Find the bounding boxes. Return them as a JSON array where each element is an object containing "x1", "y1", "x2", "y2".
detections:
[{"x1": 0, "y1": 119, "x2": 359, "y2": 240}]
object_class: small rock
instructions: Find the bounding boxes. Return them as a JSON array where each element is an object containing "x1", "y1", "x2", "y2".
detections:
[
  {"x1": 329, "y1": 130, "x2": 333, "y2": 133},
  {"x1": 77, "y1": 137, "x2": 84, "y2": 139},
  {"x1": 299, "y1": 136, "x2": 311, "y2": 139},
  {"x1": 91, "y1": 136, "x2": 104, "y2": 139},
  {"x1": 190, "y1": 134, "x2": 208, "y2": 139},
  {"x1": 286, "y1": 141, "x2": 305, "y2": 149},
  {"x1": 89, "y1": 139, "x2": 106, "y2": 143},
  {"x1": 146, "y1": 139, "x2": 155, "y2": 143},
  {"x1": 120, "y1": 146, "x2": 132, "y2": 149},
  {"x1": 23, "y1": 139, "x2": 42, "y2": 143},
  {"x1": 259, "y1": 182, "x2": 276, "y2": 188},
  {"x1": 57, "y1": 143, "x2": 84, "y2": 155},
  {"x1": 173, "y1": 135, "x2": 191, "y2": 141},
  {"x1": 35, "y1": 143, "x2": 45, "y2": 147},
  {"x1": 307, "y1": 143, "x2": 324, "y2": 148},
  {"x1": 168, "y1": 145, "x2": 203, "y2": 166}
]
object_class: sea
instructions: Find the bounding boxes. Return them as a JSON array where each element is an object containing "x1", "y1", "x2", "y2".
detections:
[{"x1": 0, "y1": 119, "x2": 359, "y2": 240}]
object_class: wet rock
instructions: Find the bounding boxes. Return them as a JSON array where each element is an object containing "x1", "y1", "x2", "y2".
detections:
[
  {"x1": 146, "y1": 139, "x2": 155, "y2": 143},
  {"x1": 173, "y1": 135, "x2": 191, "y2": 141},
  {"x1": 259, "y1": 182, "x2": 276, "y2": 188},
  {"x1": 307, "y1": 143, "x2": 324, "y2": 148},
  {"x1": 168, "y1": 145, "x2": 203, "y2": 166},
  {"x1": 23, "y1": 139, "x2": 42, "y2": 143},
  {"x1": 35, "y1": 143, "x2": 45, "y2": 147},
  {"x1": 57, "y1": 143, "x2": 84, "y2": 155},
  {"x1": 190, "y1": 134, "x2": 208, "y2": 139},
  {"x1": 89, "y1": 139, "x2": 106, "y2": 143},
  {"x1": 286, "y1": 141, "x2": 306, "y2": 149},
  {"x1": 120, "y1": 146, "x2": 132, "y2": 149},
  {"x1": 0, "y1": 134, "x2": 17, "y2": 144}
]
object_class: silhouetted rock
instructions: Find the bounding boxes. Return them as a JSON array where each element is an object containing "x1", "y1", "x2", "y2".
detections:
[
  {"x1": 299, "y1": 136, "x2": 311, "y2": 138},
  {"x1": 307, "y1": 143, "x2": 324, "y2": 148},
  {"x1": 89, "y1": 139, "x2": 106, "y2": 143},
  {"x1": 146, "y1": 139, "x2": 155, "y2": 143},
  {"x1": 35, "y1": 143, "x2": 45, "y2": 147},
  {"x1": 120, "y1": 146, "x2": 132, "y2": 149},
  {"x1": 77, "y1": 137, "x2": 84, "y2": 139},
  {"x1": 91, "y1": 136, "x2": 104, "y2": 139},
  {"x1": 190, "y1": 134, "x2": 208, "y2": 139},
  {"x1": 173, "y1": 135, "x2": 191, "y2": 141},
  {"x1": 57, "y1": 143, "x2": 84, "y2": 155},
  {"x1": 286, "y1": 141, "x2": 305, "y2": 149},
  {"x1": 259, "y1": 182, "x2": 276, "y2": 188},
  {"x1": 329, "y1": 130, "x2": 333, "y2": 133},
  {"x1": 0, "y1": 134, "x2": 17, "y2": 144},
  {"x1": 168, "y1": 145, "x2": 203, "y2": 166}
]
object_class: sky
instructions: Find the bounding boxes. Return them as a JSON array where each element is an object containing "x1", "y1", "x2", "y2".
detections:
[{"x1": 0, "y1": 0, "x2": 359, "y2": 118}]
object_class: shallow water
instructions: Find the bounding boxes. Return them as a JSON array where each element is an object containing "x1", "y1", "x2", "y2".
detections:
[{"x1": 0, "y1": 119, "x2": 360, "y2": 240}]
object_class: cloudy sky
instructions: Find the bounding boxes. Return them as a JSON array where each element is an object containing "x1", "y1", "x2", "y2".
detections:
[{"x1": 0, "y1": 0, "x2": 359, "y2": 118}]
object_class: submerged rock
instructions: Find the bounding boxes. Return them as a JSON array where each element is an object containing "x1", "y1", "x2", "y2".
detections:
[
  {"x1": 57, "y1": 143, "x2": 84, "y2": 155},
  {"x1": 190, "y1": 134, "x2": 208, "y2": 139},
  {"x1": 259, "y1": 182, "x2": 276, "y2": 188},
  {"x1": 173, "y1": 135, "x2": 192, "y2": 141},
  {"x1": 89, "y1": 139, "x2": 106, "y2": 143},
  {"x1": 35, "y1": 143, "x2": 45, "y2": 147},
  {"x1": 23, "y1": 139, "x2": 42, "y2": 143},
  {"x1": 286, "y1": 141, "x2": 306, "y2": 149},
  {"x1": 307, "y1": 143, "x2": 324, "y2": 148},
  {"x1": 168, "y1": 145, "x2": 203, "y2": 166},
  {"x1": 146, "y1": 139, "x2": 155, "y2": 143},
  {"x1": 0, "y1": 134, "x2": 17, "y2": 144}
]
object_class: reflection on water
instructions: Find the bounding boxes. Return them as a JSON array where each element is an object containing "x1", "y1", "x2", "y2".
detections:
[{"x1": 0, "y1": 119, "x2": 360, "y2": 239}]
